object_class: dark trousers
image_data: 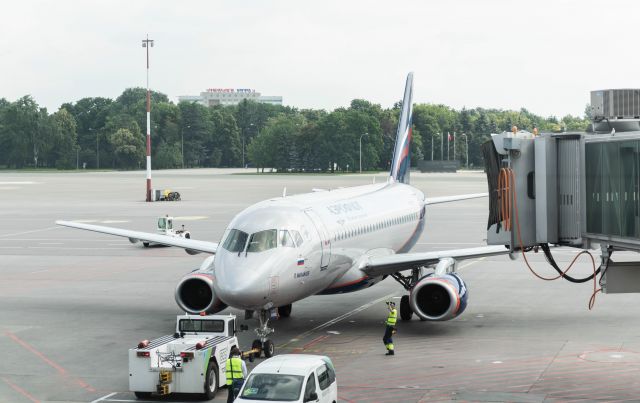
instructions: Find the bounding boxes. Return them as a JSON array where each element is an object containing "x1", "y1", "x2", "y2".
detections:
[
  {"x1": 227, "y1": 379, "x2": 244, "y2": 403},
  {"x1": 383, "y1": 325, "x2": 394, "y2": 350}
]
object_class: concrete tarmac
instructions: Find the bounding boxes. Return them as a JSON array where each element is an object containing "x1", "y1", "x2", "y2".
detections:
[{"x1": 1, "y1": 169, "x2": 639, "y2": 403}]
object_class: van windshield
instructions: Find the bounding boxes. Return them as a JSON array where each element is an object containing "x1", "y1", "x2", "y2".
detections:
[{"x1": 240, "y1": 373, "x2": 303, "y2": 401}]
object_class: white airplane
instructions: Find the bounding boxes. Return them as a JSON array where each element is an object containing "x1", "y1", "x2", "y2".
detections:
[{"x1": 57, "y1": 73, "x2": 508, "y2": 356}]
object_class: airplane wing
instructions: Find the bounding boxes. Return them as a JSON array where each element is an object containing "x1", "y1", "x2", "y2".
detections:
[
  {"x1": 363, "y1": 245, "x2": 509, "y2": 277},
  {"x1": 56, "y1": 220, "x2": 218, "y2": 255},
  {"x1": 424, "y1": 193, "x2": 488, "y2": 205}
]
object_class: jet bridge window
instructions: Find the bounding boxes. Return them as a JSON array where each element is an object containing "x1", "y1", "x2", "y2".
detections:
[
  {"x1": 222, "y1": 229, "x2": 249, "y2": 253},
  {"x1": 247, "y1": 229, "x2": 277, "y2": 252}
]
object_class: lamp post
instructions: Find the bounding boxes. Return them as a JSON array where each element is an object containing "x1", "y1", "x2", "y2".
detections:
[
  {"x1": 142, "y1": 35, "x2": 154, "y2": 202},
  {"x1": 359, "y1": 132, "x2": 368, "y2": 173},
  {"x1": 461, "y1": 133, "x2": 468, "y2": 169},
  {"x1": 181, "y1": 125, "x2": 190, "y2": 169},
  {"x1": 431, "y1": 132, "x2": 439, "y2": 160}
]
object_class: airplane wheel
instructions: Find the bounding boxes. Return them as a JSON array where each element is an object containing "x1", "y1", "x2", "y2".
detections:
[
  {"x1": 252, "y1": 339, "x2": 262, "y2": 358},
  {"x1": 400, "y1": 295, "x2": 413, "y2": 321},
  {"x1": 263, "y1": 340, "x2": 275, "y2": 358},
  {"x1": 278, "y1": 304, "x2": 292, "y2": 318},
  {"x1": 142, "y1": 242, "x2": 149, "y2": 248}
]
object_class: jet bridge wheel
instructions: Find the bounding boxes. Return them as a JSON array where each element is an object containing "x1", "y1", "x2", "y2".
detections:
[
  {"x1": 203, "y1": 360, "x2": 219, "y2": 399},
  {"x1": 400, "y1": 295, "x2": 413, "y2": 321}
]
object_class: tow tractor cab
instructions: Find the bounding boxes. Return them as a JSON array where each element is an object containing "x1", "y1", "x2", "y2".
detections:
[
  {"x1": 238, "y1": 355, "x2": 337, "y2": 403},
  {"x1": 142, "y1": 215, "x2": 191, "y2": 247},
  {"x1": 157, "y1": 215, "x2": 190, "y2": 238},
  {"x1": 129, "y1": 314, "x2": 238, "y2": 400}
]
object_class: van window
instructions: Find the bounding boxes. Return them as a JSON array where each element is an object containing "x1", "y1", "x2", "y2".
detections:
[
  {"x1": 316, "y1": 365, "x2": 331, "y2": 390},
  {"x1": 303, "y1": 373, "x2": 316, "y2": 401}
]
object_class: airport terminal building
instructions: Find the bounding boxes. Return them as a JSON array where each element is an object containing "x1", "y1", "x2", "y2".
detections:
[{"x1": 178, "y1": 88, "x2": 283, "y2": 107}]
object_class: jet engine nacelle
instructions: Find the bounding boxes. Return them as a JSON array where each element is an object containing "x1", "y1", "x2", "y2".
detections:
[
  {"x1": 409, "y1": 272, "x2": 468, "y2": 321},
  {"x1": 175, "y1": 272, "x2": 227, "y2": 314}
]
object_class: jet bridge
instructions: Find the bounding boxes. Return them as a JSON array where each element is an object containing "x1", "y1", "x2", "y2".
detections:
[{"x1": 483, "y1": 97, "x2": 640, "y2": 294}]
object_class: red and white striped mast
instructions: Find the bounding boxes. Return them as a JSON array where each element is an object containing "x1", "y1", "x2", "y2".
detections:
[{"x1": 142, "y1": 35, "x2": 154, "y2": 202}]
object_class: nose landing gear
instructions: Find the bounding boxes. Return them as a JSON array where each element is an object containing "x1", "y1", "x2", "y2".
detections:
[{"x1": 252, "y1": 309, "x2": 275, "y2": 358}]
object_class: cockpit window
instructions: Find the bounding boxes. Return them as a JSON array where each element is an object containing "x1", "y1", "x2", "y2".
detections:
[
  {"x1": 291, "y1": 230, "x2": 304, "y2": 246},
  {"x1": 247, "y1": 229, "x2": 277, "y2": 253},
  {"x1": 222, "y1": 229, "x2": 249, "y2": 253},
  {"x1": 279, "y1": 230, "x2": 295, "y2": 247}
]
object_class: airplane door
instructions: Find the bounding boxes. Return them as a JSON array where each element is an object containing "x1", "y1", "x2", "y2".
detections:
[{"x1": 304, "y1": 209, "x2": 331, "y2": 269}]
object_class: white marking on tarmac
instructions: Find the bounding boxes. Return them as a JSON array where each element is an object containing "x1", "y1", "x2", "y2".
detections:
[
  {"x1": 0, "y1": 187, "x2": 18, "y2": 190},
  {"x1": 100, "y1": 220, "x2": 130, "y2": 224},
  {"x1": 281, "y1": 292, "x2": 396, "y2": 348},
  {"x1": 28, "y1": 246, "x2": 132, "y2": 250},
  {"x1": 0, "y1": 226, "x2": 59, "y2": 238},
  {"x1": 39, "y1": 242, "x2": 62, "y2": 245},
  {"x1": 0, "y1": 181, "x2": 38, "y2": 185},
  {"x1": 72, "y1": 220, "x2": 98, "y2": 223},
  {"x1": 90, "y1": 392, "x2": 117, "y2": 403},
  {"x1": 327, "y1": 330, "x2": 340, "y2": 335}
]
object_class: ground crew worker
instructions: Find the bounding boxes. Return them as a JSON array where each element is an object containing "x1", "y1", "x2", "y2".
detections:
[
  {"x1": 383, "y1": 301, "x2": 397, "y2": 355},
  {"x1": 226, "y1": 346, "x2": 247, "y2": 403}
]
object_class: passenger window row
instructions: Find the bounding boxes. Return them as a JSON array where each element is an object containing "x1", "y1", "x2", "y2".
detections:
[{"x1": 333, "y1": 211, "x2": 420, "y2": 242}]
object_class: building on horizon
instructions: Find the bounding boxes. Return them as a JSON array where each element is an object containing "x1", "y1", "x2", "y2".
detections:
[{"x1": 178, "y1": 88, "x2": 283, "y2": 106}]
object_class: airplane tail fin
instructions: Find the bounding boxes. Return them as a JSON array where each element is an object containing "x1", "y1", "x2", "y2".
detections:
[{"x1": 389, "y1": 72, "x2": 414, "y2": 184}]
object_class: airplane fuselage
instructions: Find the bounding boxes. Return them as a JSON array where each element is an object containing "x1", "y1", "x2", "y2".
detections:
[{"x1": 211, "y1": 181, "x2": 426, "y2": 311}]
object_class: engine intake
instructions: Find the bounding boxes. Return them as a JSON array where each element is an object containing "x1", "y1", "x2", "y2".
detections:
[
  {"x1": 175, "y1": 273, "x2": 227, "y2": 314},
  {"x1": 409, "y1": 273, "x2": 468, "y2": 321}
]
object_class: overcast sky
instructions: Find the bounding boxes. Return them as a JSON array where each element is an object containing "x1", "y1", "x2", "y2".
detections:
[{"x1": 2, "y1": 0, "x2": 638, "y2": 117}]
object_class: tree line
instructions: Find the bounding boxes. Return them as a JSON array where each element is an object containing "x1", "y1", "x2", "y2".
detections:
[{"x1": 0, "y1": 88, "x2": 590, "y2": 171}]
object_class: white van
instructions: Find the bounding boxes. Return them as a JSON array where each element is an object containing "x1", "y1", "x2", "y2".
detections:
[{"x1": 236, "y1": 354, "x2": 337, "y2": 403}]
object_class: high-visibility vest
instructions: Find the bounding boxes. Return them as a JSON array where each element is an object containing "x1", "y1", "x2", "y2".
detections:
[
  {"x1": 386, "y1": 308, "x2": 397, "y2": 326},
  {"x1": 226, "y1": 357, "x2": 243, "y2": 385}
]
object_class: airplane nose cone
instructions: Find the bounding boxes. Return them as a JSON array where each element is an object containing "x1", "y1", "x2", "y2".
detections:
[{"x1": 213, "y1": 252, "x2": 271, "y2": 310}]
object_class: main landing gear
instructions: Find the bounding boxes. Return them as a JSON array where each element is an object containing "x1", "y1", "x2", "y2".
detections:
[{"x1": 391, "y1": 268, "x2": 427, "y2": 321}]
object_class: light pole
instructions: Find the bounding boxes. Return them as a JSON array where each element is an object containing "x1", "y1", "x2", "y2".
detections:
[
  {"x1": 181, "y1": 125, "x2": 190, "y2": 169},
  {"x1": 462, "y1": 133, "x2": 469, "y2": 169},
  {"x1": 359, "y1": 132, "x2": 368, "y2": 173},
  {"x1": 142, "y1": 35, "x2": 154, "y2": 202},
  {"x1": 431, "y1": 132, "x2": 439, "y2": 160}
]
